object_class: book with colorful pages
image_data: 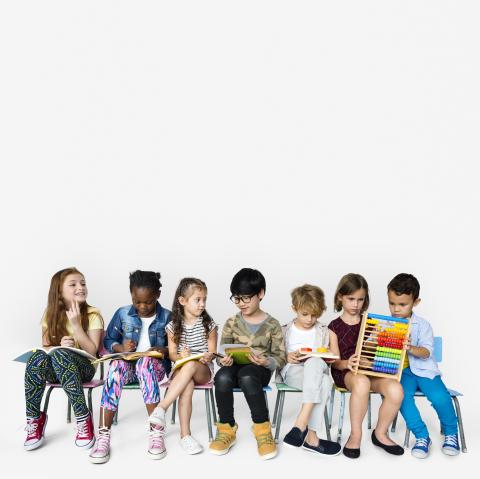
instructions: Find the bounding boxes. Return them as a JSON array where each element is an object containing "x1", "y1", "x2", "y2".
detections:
[
  {"x1": 220, "y1": 344, "x2": 262, "y2": 365},
  {"x1": 14, "y1": 346, "x2": 97, "y2": 363},
  {"x1": 92, "y1": 349, "x2": 164, "y2": 364},
  {"x1": 297, "y1": 347, "x2": 339, "y2": 360}
]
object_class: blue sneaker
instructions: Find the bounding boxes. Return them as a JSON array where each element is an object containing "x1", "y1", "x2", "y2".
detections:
[
  {"x1": 411, "y1": 437, "x2": 431, "y2": 459},
  {"x1": 442, "y1": 434, "x2": 460, "y2": 456}
]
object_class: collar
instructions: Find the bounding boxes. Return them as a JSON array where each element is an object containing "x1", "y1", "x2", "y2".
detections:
[{"x1": 128, "y1": 302, "x2": 163, "y2": 319}]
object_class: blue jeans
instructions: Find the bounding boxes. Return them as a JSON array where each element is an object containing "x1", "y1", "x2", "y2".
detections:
[{"x1": 400, "y1": 367, "x2": 458, "y2": 438}]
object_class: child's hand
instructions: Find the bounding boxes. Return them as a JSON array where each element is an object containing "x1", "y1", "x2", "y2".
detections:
[
  {"x1": 179, "y1": 347, "x2": 191, "y2": 359},
  {"x1": 323, "y1": 357, "x2": 336, "y2": 364},
  {"x1": 122, "y1": 339, "x2": 137, "y2": 352},
  {"x1": 66, "y1": 300, "x2": 82, "y2": 327},
  {"x1": 60, "y1": 336, "x2": 75, "y2": 347},
  {"x1": 347, "y1": 354, "x2": 360, "y2": 371},
  {"x1": 287, "y1": 351, "x2": 301, "y2": 364},
  {"x1": 220, "y1": 354, "x2": 233, "y2": 366},
  {"x1": 248, "y1": 353, "x2": 269, "y2": 367},
  {"x1": 147, "y1": 346, "x2": 166, "y2": 357},
  {"x1": 200, "y1": 352, "x2": 214, "y2": 364},
  {"x1": 404, "y1": 335, "x2": 412, "y2": 350}
]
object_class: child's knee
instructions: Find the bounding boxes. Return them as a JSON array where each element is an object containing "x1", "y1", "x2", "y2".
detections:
[
  {"x1": 429, "y1": 390, "x2": 452, "y2": 410},
  {"x1": 214, "y1": 370, "x2": 234, "y2": 391},
  {"x1": 351, "y1": 375, "x2": 370, "y2": 395},
  {"x1": 384, "y1": 380, "x2": 404, "y2": 403}
]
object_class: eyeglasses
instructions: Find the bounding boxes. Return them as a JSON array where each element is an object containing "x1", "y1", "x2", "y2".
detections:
[{"x1": 230, "y1": 294, "x2": 256, "y2": 304}]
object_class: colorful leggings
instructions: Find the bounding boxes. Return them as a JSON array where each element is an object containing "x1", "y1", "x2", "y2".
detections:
[
  {"x1": 25, "y1": 349, "x2": 95, "y2": 419},
  {"x1": 100, "y1": 357, "x2": 166, "y2": 411}
]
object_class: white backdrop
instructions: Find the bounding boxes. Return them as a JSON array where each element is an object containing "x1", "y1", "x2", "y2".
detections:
[{"x1": 1, "y1": 1, "x2": 478, "y2": 477}]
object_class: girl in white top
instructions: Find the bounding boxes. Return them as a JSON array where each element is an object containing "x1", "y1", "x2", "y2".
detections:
[{"x1": 149, "y1": 278, "x2": 217, "y2": 454}]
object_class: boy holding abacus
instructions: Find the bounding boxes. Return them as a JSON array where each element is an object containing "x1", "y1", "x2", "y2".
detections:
[{"x1": 387, "y1": 273, "x2": 459, "y2": 458}]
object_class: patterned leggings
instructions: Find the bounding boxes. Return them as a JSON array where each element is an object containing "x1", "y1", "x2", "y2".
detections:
[
  {"x1": 100, "y1": 357, "x2": 166, "y2": 411},
  {"x1": 25, "y1": 349, "x2": 95, "y2": 419}
]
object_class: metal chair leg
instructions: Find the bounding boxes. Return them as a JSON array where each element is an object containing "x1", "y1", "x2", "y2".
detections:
[
  {"x1": 324, "y1": 406, "x2": 331, "y2": 441},
  {"x1": 404, "y1": 428, "x2": 410, "y2": 448},
  {"x1": 209, "y1": 388, "x2": 217, "y2": 425},
  {"x1": 264, "y1": 391, "x2": 270, "y2": 421},
  {"x1": 113, "y1": 408, "x2": 118, "y2": 425},
  {"x1": 171, "y1": 399, "x2": 177, "y2": 424},
  {"x1": 391, "y1": 413, "x2": 398, "y2": 433},
  {"x1": 452, "y1": 396, "x2": 467, "y2": 453},
  {"x1": 274, "y1": 391, "x2": 285, "y2": 443},
  {"x1": 328, "y1": 386, "x2": 335, "y2": 430},
  {"x1": 337, "y1": 392, "x2": 345, "y2": 443},
  {"x1": 367, "y1": 393, "x2": 372, "y2": 429},
  {"x1": 88, "y1": 388, "x2": 93, "y2": 413},
  {"x1": 205, "y1": 390, "x2": 213, "y2": 442},
  {"x1": 272, "y1": 391, "x2": 281, "y2": 428},
  {"x1": 67, "y1": 399, "x2": 72, "y2": 423},
  {"x1": 43, "y1": 386, "x2": 54, "y2": 414}
]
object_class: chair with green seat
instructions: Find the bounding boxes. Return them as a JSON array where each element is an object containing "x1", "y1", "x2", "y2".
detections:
[
  {"x1": 390, "y1": 336, "x2": 467, "y2": 453},
  {"x1": 272, "y1": 382, "x2": 331, "y2": 443}
]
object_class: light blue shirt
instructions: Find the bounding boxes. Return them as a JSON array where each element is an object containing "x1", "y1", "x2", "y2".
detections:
[{"x1": 407, "y1": 312, "x2": 441, "y2": 380}]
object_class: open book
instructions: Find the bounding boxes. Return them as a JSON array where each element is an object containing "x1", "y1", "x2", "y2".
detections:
[
  {"x1": 297, "y1": 348, "x2": 339, "y2": 361},
  {"x1": 92, "y1": 350, "x2": 164, "y2": 364},
  {"x1": 220, "y1": 344, "x2": 262, "y2": 365},
  {"x1": 13, "y1": 346, "x2": 97, "y2": 363},
  {"x1": 171, "y1": 353, "x2": 205, "y2": 372}
]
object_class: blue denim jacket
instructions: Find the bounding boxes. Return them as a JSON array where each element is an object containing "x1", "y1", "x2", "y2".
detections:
[{"x1": 104, "y1": 302, "x2": 172, "y2": 374}]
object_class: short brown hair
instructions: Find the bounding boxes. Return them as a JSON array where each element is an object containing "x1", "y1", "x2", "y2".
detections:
[
  {"x1": 334, "y1": 273, "x2": 370, "y2": 312},
  {"x1": 291, "y1": 284, "x2": 326, "y2": 317}
]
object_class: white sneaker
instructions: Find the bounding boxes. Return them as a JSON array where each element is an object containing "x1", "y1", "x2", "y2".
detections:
[
  {"x1": 180, "y1": 435, "x2": 203, "y2": 455},
  {"x1": 148, "y1": 406, "x2": 166, "y2": 427}
]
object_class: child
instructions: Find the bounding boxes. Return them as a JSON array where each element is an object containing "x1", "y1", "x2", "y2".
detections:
[
  {"x1": 209, "y1": 268, "x2": 286, "y2": 460},
  {"x1": 279, "y1": 284, "x2": 341, "y2": 456},
  {"x1": 89, "y1": 270, "x2": 171, "y2": 464},
  {"x1": 388, "y1": 273, "x2": 459, "y2": 458},
  {"x1": 24, "y1": 267, "x2": 104, "y2": 451},
  {"x1": 148, "y1": 278, "x2": 217, "y2": 454},
  {"x1": 329, "y1": 273, "x2": 404, "y2": 459}
]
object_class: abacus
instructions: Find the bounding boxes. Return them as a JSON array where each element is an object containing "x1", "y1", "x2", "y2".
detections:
[{"x1": 353, "y1": 312, "x2": 410, "y2": 381}]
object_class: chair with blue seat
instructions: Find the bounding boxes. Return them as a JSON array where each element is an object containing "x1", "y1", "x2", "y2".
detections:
[
  {"x1": 390, "y1": 336, "x2": 467, "y2": 452},
  {"x1": 271, "y1": 382, "x2": 331, "y2": 443}
]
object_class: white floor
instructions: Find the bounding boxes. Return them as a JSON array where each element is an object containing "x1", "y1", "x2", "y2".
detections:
[{"x1": 3, "y1": 357, "x2": 477, "y2": 479}]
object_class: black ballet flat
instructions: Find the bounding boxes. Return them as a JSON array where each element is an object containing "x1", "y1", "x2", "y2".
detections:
[
  {"x1": 342, "y1": 437, "x2": 360, "y2": 458},
  {"x1": 371, "y1": 430, "x2": 404, "y2": 455}
]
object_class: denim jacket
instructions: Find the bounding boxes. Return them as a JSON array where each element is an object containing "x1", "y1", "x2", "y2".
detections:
[{"x1": 104, "y1": 302, "x2": 172, "y2": 374}]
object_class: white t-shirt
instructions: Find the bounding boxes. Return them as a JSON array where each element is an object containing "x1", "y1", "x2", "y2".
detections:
[
  {"x1": 286, "y1": 323, "x2": 316, "y2": 353},
  {"x1": 136, "y1": 315, "x2": 156, "y2": 352}
]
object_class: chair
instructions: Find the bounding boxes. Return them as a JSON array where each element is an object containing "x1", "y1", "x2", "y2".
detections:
[
  {"x1": 43, "y1": 336, "x2": 106, "y2": 422},
  {"x1": 113, "y1": 381, "x2": 217, "y2": 442},
  {"x1": 390, "y1": 336, "x2": 467, "y2": 452},
  {"x1": 328, "y1": 385, "x2": 374, "y2": 443},
  {"x1": 271, "y1": 382, "x2": 331, "y2": 443}
]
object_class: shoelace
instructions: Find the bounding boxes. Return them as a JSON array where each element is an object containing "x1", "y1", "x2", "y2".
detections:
[
  {"x1": 182, "y1": 436, "x2": 198, "y2": 449},
  {"x1": 214, "y1": 430, "x2": 233, "y2": 445},
  {"x1": 25, "y1": 420, "x2": 38, "y2": 436},
  {"x1": 77, "y1": 419, "x2": 90, "y2": 437},
  {"x1": 414, "y1": 438, "x2": 429, "y2": 449},
  {"x1": 149, "y1": 426, "x2": 165, "y2": 448},
  {"x1": 444, "y1": 435, "x2": 458, "y2": 447},
  {"x1": 95, "y1": 428, "x2": 111, "y2": 452},
  {"x1": 256, "y1": 432, "x2": 274, "y2": 447}
]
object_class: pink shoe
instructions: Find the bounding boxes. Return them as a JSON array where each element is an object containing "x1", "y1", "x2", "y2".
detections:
[
  {"x1": 148, "y1": 424, "x2": 167, "y2": 460},
  {"x1": 24, "y1": 412, "x2": 48, "y2": 451},
  {"x1": 89, "y1": 428, "x2": 111, "y2": 464},
  {"x1": 75, "y1": 414, "x2": 95, "y2": 449}
]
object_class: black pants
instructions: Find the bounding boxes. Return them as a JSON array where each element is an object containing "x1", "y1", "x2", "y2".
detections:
[{"x1": 214, "y1": 364, "x2": 272, "y2": 424}]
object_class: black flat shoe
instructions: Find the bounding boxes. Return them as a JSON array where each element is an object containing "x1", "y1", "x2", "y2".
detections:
[
  {"x1": 342, "y1": 446, "x2": 360, "y2": 459},
  {"x1": 371, "y1": 430, "x2": 404, "y2": 455}
]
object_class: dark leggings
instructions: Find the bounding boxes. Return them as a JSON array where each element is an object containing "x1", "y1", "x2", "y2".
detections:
[
  {"x1": 214, "y1": 364, "x2": 272, "y2": 424},
  {"x1": 25, "y1": 349, "x2": 95, "y2": 419}
]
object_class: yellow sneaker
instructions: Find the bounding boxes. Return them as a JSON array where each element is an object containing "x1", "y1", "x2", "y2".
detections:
[
  {"x1": 252, "y1": 421, "x2": 277, "y2": 460},
  {"x1": 209, "y1": 423, "x2": 238, "y2": 455}
]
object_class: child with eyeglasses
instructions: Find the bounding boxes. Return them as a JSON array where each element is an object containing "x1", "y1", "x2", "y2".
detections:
[{"x1": 209, "y1": 268, "x2": 286, "y2": 460}]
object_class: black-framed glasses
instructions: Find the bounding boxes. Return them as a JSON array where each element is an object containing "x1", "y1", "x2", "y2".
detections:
[{"x1": 230, "y1": 294, "x2": 256, "y2": 304}]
